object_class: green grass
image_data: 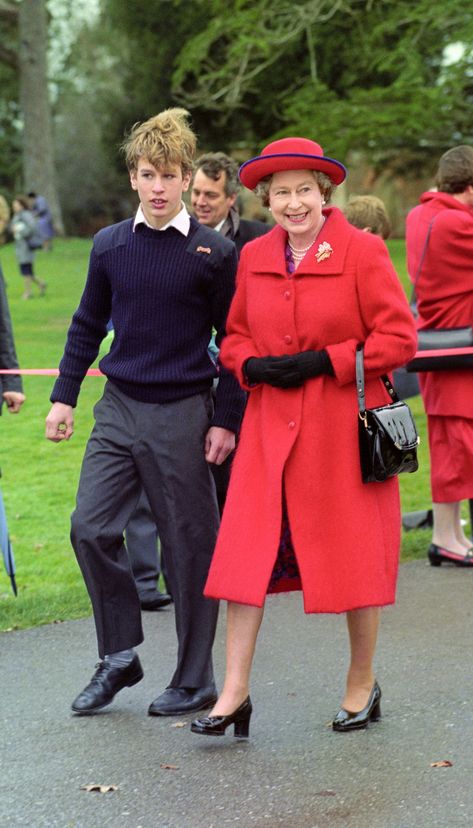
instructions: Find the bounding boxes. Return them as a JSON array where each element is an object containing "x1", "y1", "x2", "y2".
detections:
[
  {"x1": 0, "y1": 238, "x2": 104, "y2": 629},
  {"x1": 0, "y1": 237, "x2": 452, "y2": 631}
]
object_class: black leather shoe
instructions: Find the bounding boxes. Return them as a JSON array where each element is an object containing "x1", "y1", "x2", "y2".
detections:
[
  {"x1": 428, "y1": 543, "x2": 473, "y2": 567},
  {"x1": 71, "y1": 655, "x2": 144, "y2": 714},
  {"x1": 191, "y1": 696, "x2": 252, "y2": 738},
  {"x1": 140, "y1": 591, "x2": 173, "y2": 610},
  {"x1": 148, "y1": 686, "x2": 217, "y2": 716},
  {"x1": 332, "y1": 681, "x2": 381, "y2": 732}
]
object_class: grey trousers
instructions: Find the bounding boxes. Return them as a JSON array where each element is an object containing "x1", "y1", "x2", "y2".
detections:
[
  {"x1": 125, "y1": 489, "x2": 164, "y2": 597},
  {"x1": 71, "y1": 382, "x2": 220, "y2": 689}
]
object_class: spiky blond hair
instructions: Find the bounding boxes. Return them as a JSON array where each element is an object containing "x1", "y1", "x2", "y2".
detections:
[{"x1": 122, "y1": 108, "x2": 196, "y2": 175}]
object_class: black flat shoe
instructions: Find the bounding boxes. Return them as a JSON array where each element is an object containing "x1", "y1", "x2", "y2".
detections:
[
  {"x1": 428, "y1": 543, "x2": 473, "y2": 567},
  {"x1": 332, "y1": 682, "x2": 381, "y2": 732},
  {"x1": 191, "y1": 696, "x2": 252, "y2": 738},
  {"x1": 71, "y1": 655, "x2": 143, "y2": 714},
  {"x1": 148, "y1": 686, "x2": 217, "y2": 716},
  {"x1": 139, "y1": 591, "x2": 173, "y2": 610}
]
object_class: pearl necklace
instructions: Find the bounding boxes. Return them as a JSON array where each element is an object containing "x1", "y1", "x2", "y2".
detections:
[
  {"x1": 288, "y1": 238, "x2": 316, "y2": 262},
  {"x1": 288, "y1": 217, "x2": 326, "y2": 262}
]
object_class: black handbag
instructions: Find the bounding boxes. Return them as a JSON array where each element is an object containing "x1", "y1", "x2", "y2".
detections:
[
  {"x1": 356, "y1": 345, "x2": 419, "y2": 483},
  {"x1": 406, "y1": 326, "x2": 473, "y2": 372},
  {"x1": 406, "y1": 217, "x2": 473, "y2": 372}
]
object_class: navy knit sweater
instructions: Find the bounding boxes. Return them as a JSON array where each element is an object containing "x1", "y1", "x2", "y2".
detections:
[{"x1": 51, "y1": 217, "x2": 246, "y2": 433}]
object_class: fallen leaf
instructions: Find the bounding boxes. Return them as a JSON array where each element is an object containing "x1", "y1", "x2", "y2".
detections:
[
  {"x1": 170, "y1": 722, "x2": 187, "y2": 728},
  {"x1": 430, "y1": 760, "x2": 453, "y2": 768},
  {"x1": 160, "y1": 764, "x2": 179, "y2": 771},
  {"x1": 81, "y1": 784, "x2": 118, "y2": 793}
]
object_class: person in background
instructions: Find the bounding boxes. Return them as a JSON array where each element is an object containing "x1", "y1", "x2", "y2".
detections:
[
  {"x1": 344, "y1": 195, "x2": 419, "y2": 402},
  {"x1": 127, "y1": 153, "x2": 271, "y2": 613},
  {"x1": 0, "y1": 263, "x2": 25, "y2": 413},
  {"x1": 344, "y1": 195, "x2": 391, "y2": 239},
  {"x1": 125, "y1": 489, "x2": 172, "y2": 610},
  {"x1": 10, "y1": 196, "x2": 47, "y2": 300},
  {"x1": 27, "y1": 192, "x2": 55, "y2": 252},
  {"x1": 406, "y1": 145, "x2": 473, "y2": 568},
  {"x1": 191, "y1": 151, "x2": 270, "y2": 254},
  {"x1": 191, "y1": 137, "x2": 417, "y2": 740},
  {"x1": 45, "y1": 108, "x2": 245, "y2": 718}
]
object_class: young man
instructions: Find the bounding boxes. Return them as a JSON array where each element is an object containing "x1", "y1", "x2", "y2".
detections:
[
  {"x1": 45, "y1": 109, "x2": 245, "y2": 717},
  {"x1": 191, "y1": 151, "x2": 270, "y2": 253}
]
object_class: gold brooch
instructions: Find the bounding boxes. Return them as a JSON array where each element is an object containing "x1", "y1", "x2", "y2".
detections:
[
  {"x1": 196, "y1": 245, "x2": 212, "y2": 254},
  {"x1": 315, "y1": 241, "x2": 333, "y2": 262}
]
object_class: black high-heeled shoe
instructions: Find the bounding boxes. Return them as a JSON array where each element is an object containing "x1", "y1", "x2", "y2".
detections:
[
  {"x1": 428, "y1": 543, "x2": 473, "y2": 567},
  {"x1": 332, "y1": 681, "x2": 381, "y2": 732},
  {"x1": 191, "y1": 696, "x2": 252, "y2": 738}
]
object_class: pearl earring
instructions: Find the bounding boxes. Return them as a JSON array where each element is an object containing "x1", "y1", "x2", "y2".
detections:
[{"x1": 322, "y1": 199, "x2": 326, "y2": 205}]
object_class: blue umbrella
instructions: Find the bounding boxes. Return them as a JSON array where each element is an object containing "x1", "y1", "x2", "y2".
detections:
[{"x1": 0, "y1": 488, "x2": 17, "y2": 596}]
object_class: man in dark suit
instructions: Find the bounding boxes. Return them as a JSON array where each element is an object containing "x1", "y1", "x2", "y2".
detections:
[
  {"x1": 191, "y1": 152, "x2": 270, "y2": 253},
  {"x1": 125, "y1": 154, "x2": 270, "y2": 610}
]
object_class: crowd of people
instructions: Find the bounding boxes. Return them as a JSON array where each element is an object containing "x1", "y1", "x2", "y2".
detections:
[{"x1": 2, "y1": 107, "x2": 472, "y2": 739}]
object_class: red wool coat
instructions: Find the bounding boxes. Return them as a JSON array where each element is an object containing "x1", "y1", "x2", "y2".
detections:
[
  {"x1": 205, "y1": 208, "x2": 417, "y2": 613},
  {"x1": 406, "y1": 191, "x2": 473, "y2": 417}
]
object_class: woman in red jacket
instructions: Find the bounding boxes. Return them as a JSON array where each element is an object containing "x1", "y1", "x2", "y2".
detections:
[
  {"x1": 406, "y1": 145, "x2": 473, "y2": 567},
  {"x1": 191, "y1": 138, "x2": 417, "y2": 738}
]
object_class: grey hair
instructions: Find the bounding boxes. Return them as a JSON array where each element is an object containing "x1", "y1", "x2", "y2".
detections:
[{"x1": 254, "y1": 170, "x2": 334, "y2": 207}]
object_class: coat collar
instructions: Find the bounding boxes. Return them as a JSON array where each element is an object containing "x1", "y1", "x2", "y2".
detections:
[{"x1": 249, "y1": 207, "x2": 356, "y2": 277}]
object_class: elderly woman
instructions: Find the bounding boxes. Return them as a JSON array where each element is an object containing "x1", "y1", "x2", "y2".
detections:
[{"x1": 191, "y1": 138, "x2": 417, "y2": 738}]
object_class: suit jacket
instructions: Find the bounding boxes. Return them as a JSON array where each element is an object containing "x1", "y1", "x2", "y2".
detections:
[{"x1": 220, "y1": 208, "x2": 270, "y2": 255}]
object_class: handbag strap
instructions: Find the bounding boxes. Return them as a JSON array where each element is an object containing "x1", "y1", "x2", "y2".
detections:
[{"x1": 355, "y1": 344, "x2": 399, "y2": 417}]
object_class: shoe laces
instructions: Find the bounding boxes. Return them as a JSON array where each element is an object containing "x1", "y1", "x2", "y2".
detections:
[{"x1": 90, "y1": 661, "x2": 108, "y2": 685}]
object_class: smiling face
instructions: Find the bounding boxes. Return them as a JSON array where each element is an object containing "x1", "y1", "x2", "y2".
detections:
[
  {"x1": 130, "y1": 158, "x2": 191, "y2": 229},
  {"x1": 268, "y1": 169, "x2": 325, "y2": 247},
  {"x1": 191, "y1": 168, "x2": 237, "y2": 227}
]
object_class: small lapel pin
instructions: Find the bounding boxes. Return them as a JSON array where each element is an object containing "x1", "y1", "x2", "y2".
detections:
[
  {"x1": 196, "y1": 245, "x2": 212, "y2": 254},
  {"x1": 315, "y1": 241, "x2": 333, "y2": 262}
]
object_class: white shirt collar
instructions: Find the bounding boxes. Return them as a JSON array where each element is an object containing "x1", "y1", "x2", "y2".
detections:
[
  {"x1": 133, "y1": 203, "x2": 191, "y2": 236},
  {"x1": 213, "y1": 217, "x2": 226, "y2": 233}
]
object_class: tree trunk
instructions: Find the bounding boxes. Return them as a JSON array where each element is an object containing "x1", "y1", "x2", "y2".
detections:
[{"x1": 18, "y1": 0, "x2": 64, "y2": 235}]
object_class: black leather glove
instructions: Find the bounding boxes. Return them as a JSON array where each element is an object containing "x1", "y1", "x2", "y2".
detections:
[
  {"x1": 245, "y1": 351, "x2": 333, "y2": 388},
  {"x1": 288, "y1": 349, "x2": 334, "y2": 381},
  {"x1": 244, "y1": 355, "x2": 296, "y2": 386}
]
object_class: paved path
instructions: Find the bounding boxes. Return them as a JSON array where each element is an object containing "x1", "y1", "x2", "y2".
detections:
[{"x1": 1, "y1": 560, "x2": 472, "y2": 828}]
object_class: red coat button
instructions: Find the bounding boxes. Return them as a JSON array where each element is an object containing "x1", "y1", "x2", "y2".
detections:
[
  {"x1": 284, "y1": 291, "x2": 291, "y2": 300},
  {"x1": 288, "y1": 421, "x2": 296, "y2": 429},
  {"x1": 284, "y1": 335, "x2": 292, "y2": 344}
]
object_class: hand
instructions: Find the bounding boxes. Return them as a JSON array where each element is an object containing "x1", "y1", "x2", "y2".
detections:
[
  {"x1": 244, "y1": 355, "x2": 300, "y2": 387},
  {"x1": 205, "y1": 426, "x2": 236, "y2": 465},
  {"x1": 245, "y1": 351, "x2": 332, "y2": 388},
  {"x1": 45, "y1": 402, "x2": 74, "y2": 442},
  {"x1": 3, "y1": 391, "x2": 26, "y2": 413},
  {"x1": 286, "y1": 350, "x2": 334, "y2": 382}
]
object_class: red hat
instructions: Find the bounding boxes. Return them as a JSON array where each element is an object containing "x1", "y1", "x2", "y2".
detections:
[{"x1": 239, "y1": 137, "x2": 347, "y2": 190}]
